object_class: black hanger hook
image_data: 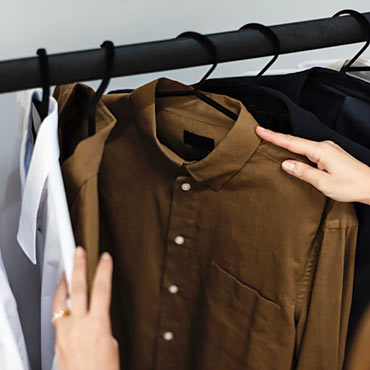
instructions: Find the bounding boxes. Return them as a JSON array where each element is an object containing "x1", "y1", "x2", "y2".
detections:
[
  {"x1": 333, "y1": 10, "x2": 370, "y2": 72},
  {"x1": 176, "y1": 31, "x2": 218, "y2": 91},
  {"x1": 88, "y1": 41, "x2": 115, "y2": 137},
  {"x1": 239, "y1": 23, "x2": 280, "y2": 79},
  {"x1": 156, "y1": 31, "x2": 237, "y2": 121},
  {"x1": 36, "y1": 48, "x2": 50, "y2": 121}
]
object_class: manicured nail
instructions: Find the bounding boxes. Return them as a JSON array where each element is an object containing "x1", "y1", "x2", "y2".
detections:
[
  {"x1": 282, "y1": 161, "x2": 296, "y2": 172},
  {"x1": 102, "y1": 252, "x2": 111, "y2": 261},
  {"x1": 256, "y1": 126, "x2": 271, "y2": 136},
  {"x1": 75, "y1": 247, "x2": 84, "y2": 257}
]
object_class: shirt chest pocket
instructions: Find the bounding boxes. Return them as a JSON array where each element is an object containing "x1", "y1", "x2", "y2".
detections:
[{"x1": 196, "y1": 261, "x2": 294, "y2": 370}]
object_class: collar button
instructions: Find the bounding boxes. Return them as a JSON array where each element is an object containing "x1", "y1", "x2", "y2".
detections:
[{"x1": 181, "y1": 183, "x2": 191, "y2": 191}]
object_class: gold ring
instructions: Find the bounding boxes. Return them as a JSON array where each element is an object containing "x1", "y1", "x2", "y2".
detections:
[{"x1": 52, "y1": 309, "x2": 71, "y2": 325}]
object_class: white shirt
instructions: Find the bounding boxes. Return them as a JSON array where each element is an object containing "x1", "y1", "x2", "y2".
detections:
[
  {"x1": 243, "y1": 58, "x2": 370, "y2": 81},
  {"x1": 0, "y1": 249, "x2": 29, "y2": 370},
  {"x1": 0, "y1": 89, "x2": 75, "y2": 370},
  {"x1": 297, "y1": 57, "x2": 370, "y2": 82}
]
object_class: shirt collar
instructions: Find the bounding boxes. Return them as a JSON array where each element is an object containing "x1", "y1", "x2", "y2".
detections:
[
  {"x1": 131, "y1": 78, "x2": 262, "y2": 190},
  {"x1": 16, "y1": 89, "x2": 59, "y2": 264}
]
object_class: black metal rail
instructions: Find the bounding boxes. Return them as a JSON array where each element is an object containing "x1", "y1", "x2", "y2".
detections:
[{"x1": 0, "y1": 12, "x2": 369, "y2": 93}]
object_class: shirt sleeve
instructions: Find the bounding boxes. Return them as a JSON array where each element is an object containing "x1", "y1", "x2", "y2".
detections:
[{"x1": 294, "y1": 199, "x2": 358, "y2": 370}]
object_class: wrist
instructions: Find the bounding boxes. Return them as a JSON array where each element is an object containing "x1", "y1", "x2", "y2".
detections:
[{"x1": 359, "y1": 168, "x2": 370, "y2": 205}]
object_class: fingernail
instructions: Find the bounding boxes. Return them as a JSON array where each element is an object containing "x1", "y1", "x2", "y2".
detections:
[
  {"x1": 75, "y1": 247, "x2": 84, "y2": 257},
  {"x1": 282, "y1": 161, "x2": 296, "y2": 172},
  {"x1": 102, "y1": 252, "x2": 111, "y2": 261},
  {"x1": 256, "y1": 126, "x2": 268, "y2": 134}
]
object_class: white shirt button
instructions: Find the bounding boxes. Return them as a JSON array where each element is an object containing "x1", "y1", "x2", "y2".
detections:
[
  {"x1": 168, "y1": 285, "x2": 179, "y2": 294},
  {"x1": 174, "y1": 236, "x2": 185, "y2": 245},
  {"x1": 181, "y1": 183, "x2": 191, "y2": 191},
  {"x1": 163, "y1": 331, "x2": 174, "y2": 341}
]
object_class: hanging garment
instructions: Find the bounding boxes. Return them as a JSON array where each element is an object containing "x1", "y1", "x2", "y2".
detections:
[
  {"x1": 0, "y1": 249, "x2": 29, "y2": 370},
  {"x1": 55, "y1": 83, "x2": 116, "y2": 285},
  {"x1": 55, "y1": 78, "x2": 358, "y2": 370},
  {"x1": 201, "y1": 68, "x2": 370, "y2": 348},
  {"x1": 0, "y1": 89, "x2": 75, "y2": 370}
]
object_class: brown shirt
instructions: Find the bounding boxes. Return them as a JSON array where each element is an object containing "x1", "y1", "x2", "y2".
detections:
[{"x1": 55, "y1": 78, "x2": 358, "y2": 370}]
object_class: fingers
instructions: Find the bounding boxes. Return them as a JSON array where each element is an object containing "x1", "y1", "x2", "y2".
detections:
[
  {"x1": 89, "y1": 252, "x2": 113, "y2": 320},
  {"x1": 256, "y1": 126, "x2": 322, "y2": 163},
  {"x1": 71, "y1": 247, "x2": 88, "y2": 316},
  {"x1": 282, "y1": 160, "x2": 329, "y2": 190},
  {"x1": 53, "y1": 273, "x2": 68, "y2": 312}
]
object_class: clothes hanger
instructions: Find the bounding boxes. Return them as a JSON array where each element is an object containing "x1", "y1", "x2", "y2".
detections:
[
  {"x1": 238, "y1": 23, "x2": 281, "y2": 80},
  {"x1": 156, "y1": 31, "x2": 238, "y2": 121},
  {"x1": 199, "y1": 24, "x2": 286, "y2": 132},
  {"x1": 34, "y1": 48, "x2": 50, "y2": 122},
  {"x1": 108, "y1": 25, "x2": 279, "y2": 102},
  {"x1": 88, "y1": 41, "x2": 115, "y2": 137},
  {"x1": 333, "y1": 10, "x2": 370, "y2": 72}
]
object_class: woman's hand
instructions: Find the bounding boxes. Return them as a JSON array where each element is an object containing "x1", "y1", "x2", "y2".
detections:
[
  {"x1": 256, "y1": 126, "x2": 370, "y2": 205},
  {"x1": 53, "y1": 247, "x2": 120, "y2": 370}
]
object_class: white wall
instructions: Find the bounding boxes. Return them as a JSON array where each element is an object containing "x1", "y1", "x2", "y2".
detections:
[{"x1": 0, "y1": 0, "x2": 369, "y2": 205}]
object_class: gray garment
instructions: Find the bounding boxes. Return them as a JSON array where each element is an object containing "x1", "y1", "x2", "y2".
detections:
[{"x1": 0, "y1": 96, "x2": 42, "y2": 370}]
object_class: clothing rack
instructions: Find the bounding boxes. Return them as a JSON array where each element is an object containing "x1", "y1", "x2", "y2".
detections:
[{"x1": 0, "y1": 12, "x2": 369, "y2": 94}]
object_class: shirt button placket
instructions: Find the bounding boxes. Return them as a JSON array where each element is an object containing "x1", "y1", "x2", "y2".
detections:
[{"x1": 155, "y1": 176, "x2": 196, "y2": 369}]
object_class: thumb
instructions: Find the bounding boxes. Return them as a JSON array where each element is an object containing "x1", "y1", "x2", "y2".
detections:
[{"x1": 282, "y1": 160, "x2": 329, "y2": 191}]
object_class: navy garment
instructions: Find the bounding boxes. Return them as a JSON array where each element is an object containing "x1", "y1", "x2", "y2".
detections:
[
  {"x1": 203, "y1": 68, "x2": 370, "y2": 149},
  {"x1": 201, "y1": 69, "x2": 370, "y2": 353}
]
